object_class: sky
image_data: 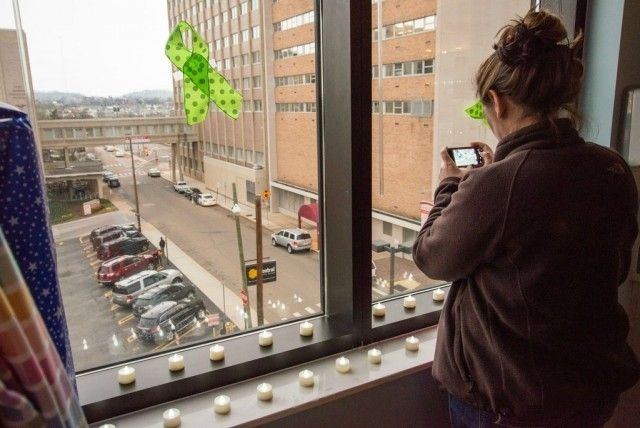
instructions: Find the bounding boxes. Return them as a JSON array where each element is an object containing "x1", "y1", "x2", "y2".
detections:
[{"x1": 0, "y1": 0, "x2": 174, "y2": 97}]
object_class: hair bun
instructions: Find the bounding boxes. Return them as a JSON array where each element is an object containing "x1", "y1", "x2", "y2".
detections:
[{"x1": 494, "y1": 11, "x2": 568, "y2": 67}]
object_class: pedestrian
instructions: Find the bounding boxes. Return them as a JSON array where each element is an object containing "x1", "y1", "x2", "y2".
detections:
[
  {"x1": 159, "y1": 237, "x2": 166, "y2": 262},
  {"x1": 412, "y1": 9, "x2": 639, "y2": 428}
]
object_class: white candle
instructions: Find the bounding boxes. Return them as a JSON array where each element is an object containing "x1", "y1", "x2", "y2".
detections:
[
  {"x1": 403, "y1": 294, "x2": 417, "y2": 309},
  {"x1": 98, "y1": 425, "x2": 116, "y2": 428},
  {"x1": 298, "y1": 369, "x2": 315, "y2": 387},
  {"x1": 335, "y1": 356, "x2": 350, "y2": 373},
  {"x1": 372, "y1": 302, "x2": 386, "y2": 317},
  {"x1": 209, "y1": 344, "x2": 225, "y2": 361},
  {"x1": 367, "y1": 348, "x2": 382, "y2": 364},
  {"x1": 256, "y1": 382, "x2": 273, "y2": 401},
  {"x1": 117, "y1": 365, "x2": 135, "y2": 385},
  {"x1": 259, "y1": 330, "x2": 273, "y2": 347},
  {"x1": 433, "y1": 288, "x2": 445, "y2": 302},
  {"x1": 168, "y1": 353, "x2": 185, "y2": 372},
  {"x1": 405, "y1": 335, "x2": 420, "y2": 351},
  {"x1": 214, "y1": 394, "x2": 231, "y2": 414},
  {"x1": 299, "y1": 321, "x2": 314, "y2": 337},
  {"x1": 162, "y1": 408, "x2": 181, "y2": 427}
]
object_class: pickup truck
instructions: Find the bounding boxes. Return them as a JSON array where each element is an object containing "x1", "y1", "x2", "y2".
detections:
[{"x1": 173, "y1": 181, "x2": 189, "y2": 193}]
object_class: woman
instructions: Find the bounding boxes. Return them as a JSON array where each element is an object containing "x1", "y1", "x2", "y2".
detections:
[{"x1": 412, "y1": 9, "x2": 639, "y2": 428}]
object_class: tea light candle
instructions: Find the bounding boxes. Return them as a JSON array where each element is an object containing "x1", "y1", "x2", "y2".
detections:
[
  {"x1": 335, "y1": 356, "x2": 350, "y2": 373},
  {"x1": 403, "y1": 294, "x2": 417, "y2": 309},
  {"x1": 405, "y1": 335, "x2": 420, "y2": 351},
  {"x1": 209, "y1": 344, "x2": 225, "y2": 361},
  {"x1": 433, "y1": 288, "x2": 445, "y2": 302},
  {"x1": 372, "y1": 302, "x2": 386, "y2": 317},
  {"x1": 298, "y1": 369, "x2": 315, "y2": 387},
  {"x1": 168, "y1": 353, "x2": 185, "y2": 372},
  {"x1": 256, "y1": 382, "x2": 273, "y2": 401},
  {"x1": 162, "y1": 408, "x2": 181, "y2": 427},
  {"x1": 259, "y1": 330, "x2": 273, "y2": 347},
  {"x1": 98, "y1": 425, "x2": 116, "y2": 428},
  {"x1": 367, "y1": 348, "x2": 382, "y2": 364},
  {"x1": 299, "y1": 321, "x2": 314, "y2": 337},
  {"x1": 214, "y1": 395, "x2": 231, "y2": 414},
  {"x1": 117, "y1": 365, "x2": 135, "y2": 385}
]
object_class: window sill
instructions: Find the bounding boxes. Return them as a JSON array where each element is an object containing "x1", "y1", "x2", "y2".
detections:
[{"x1": 91, "y1": 325, "x2": 438, "y2": 426}]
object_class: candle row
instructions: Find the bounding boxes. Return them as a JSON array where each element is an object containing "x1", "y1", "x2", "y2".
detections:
[
  {"x1": 372, "y1": 290, "x2": 446, "y2": 317},
  {"x1": 111, "y1": 335, "x2": 422, "y2": 426}
]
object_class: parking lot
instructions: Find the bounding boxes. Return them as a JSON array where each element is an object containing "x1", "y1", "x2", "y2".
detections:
[{"x1": 58, "y1": 229, "x2": 229, "y2": 372}]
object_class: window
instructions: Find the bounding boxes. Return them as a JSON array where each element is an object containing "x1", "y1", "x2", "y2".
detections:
[
  {"x1": 252, "y1": 25, "x2": 260, "y2": 39},
  {"x1": 4, "y1": 0, "x2": 587, "y2": 423}
]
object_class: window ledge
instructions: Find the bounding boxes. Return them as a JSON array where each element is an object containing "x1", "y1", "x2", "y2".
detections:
[{"x1": 92, "y1": 326, "x2": 438, "y2": 426}]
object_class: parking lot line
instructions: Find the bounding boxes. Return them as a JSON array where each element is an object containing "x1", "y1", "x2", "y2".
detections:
[{"x1": 304, "y1": 306, "x2": 315, "y2": 314}]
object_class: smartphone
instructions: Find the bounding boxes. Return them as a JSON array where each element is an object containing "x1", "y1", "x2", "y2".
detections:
[{"x1": 447, "y1": 146, "x2": 484, "y2": 168}]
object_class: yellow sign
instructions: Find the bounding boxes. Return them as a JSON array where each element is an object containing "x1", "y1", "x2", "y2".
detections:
[
  {"x1": 262, "y1": 190, "x2": 271, "y2": 199},
  {"x1": 247, "y1": 267, "x2": 258, "y2": 280}
]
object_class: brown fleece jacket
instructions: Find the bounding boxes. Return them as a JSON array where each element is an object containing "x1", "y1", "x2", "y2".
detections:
[{"x1": 413, "y1": 119, "x2": 640, "y2": 424}]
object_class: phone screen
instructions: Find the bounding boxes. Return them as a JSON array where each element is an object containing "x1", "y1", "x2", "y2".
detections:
[{"x1": 448, "y1": 147, "x2": 482, "y2": 167}]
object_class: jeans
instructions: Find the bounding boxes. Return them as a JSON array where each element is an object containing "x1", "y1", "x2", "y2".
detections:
[{"x1": 448, "y1": 394, "x2": 617, "y2": 428}]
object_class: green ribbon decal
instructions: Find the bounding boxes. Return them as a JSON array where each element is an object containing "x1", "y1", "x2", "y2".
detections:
[
  {"x1": 165, "y1": 21, "x2": 242, "y2": 124},
  {"x1": 464, "y1": 100, "x2": 488, "y2": 126}
]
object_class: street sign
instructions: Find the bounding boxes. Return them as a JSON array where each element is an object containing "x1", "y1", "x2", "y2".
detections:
[
  {"x1": 241, "y1": 290, "x2": 248, "y2": 304},
  {"x1": 262, "y1": 190, "x2": 271, "y2": 199},
  {"x1": 245, "y1": 259, "x2": 277, "y2": 285},
  {"x1": 206, "y1": 313, "x2": 220, "y2": 326}
]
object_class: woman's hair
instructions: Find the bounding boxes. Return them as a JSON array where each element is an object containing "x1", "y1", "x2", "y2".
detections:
[{"x1": 475, "y1": 9, "x2": 584, "y2": 126}]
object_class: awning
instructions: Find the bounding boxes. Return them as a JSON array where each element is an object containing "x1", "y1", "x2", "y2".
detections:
[{"x1": 298, "y1": 203, "x2": 319, "y2": 227}]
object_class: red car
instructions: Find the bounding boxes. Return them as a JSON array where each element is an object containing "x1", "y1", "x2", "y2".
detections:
[{"x1": 96, "y1": 252, "x2": 161, "y2": 285}]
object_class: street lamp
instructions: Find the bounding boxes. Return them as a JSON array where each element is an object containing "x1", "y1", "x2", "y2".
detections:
[
  {"x1": 232, "y1": 184, "x2": 252, "y2": 329},
  {"x1": 371, "y1": 239, "x2": 413, "y2": 295}
]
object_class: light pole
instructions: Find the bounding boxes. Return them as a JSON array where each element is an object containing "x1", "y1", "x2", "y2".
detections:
[
  {"x1": 371, "y1": 239, "x2": 413, "y2": 295},
  {"x1": 128, "y1": 136, "x2": 141, "y2": 232},
  {"x1": 232, "y1": 183, "x2": 252, "y2": 329}
]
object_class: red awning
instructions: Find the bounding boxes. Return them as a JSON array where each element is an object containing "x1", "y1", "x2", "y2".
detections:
[{"x1": 298, "y1": 203, "x2": 318, "y2": 227}]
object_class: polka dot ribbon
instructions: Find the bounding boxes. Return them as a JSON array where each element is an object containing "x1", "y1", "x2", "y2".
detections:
[
  {"x1": 165, "y1": 21, "x2": 242, "y2": 124},
  {"x1": 464, "y1": 100, "x2": 488, "y2": 125}
]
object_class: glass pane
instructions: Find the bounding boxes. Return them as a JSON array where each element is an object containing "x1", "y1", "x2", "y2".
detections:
[
  {"x1": 371, "y1": 0, "x2": 530, "y2": 301},
  {"x1": 1, "y1": 0, "x2": 320, "y2": 372}
]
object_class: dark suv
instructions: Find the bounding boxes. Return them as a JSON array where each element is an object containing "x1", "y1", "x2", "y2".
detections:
[
  {"x1": 97, "y1": 236, "x2": 150, "y2": 260},
  {"x1": 135, "y1": 298, "x2": 206, "y2": 344},
  {"x1": 132, "y1": 282, "x2": 197, "y2": 317},
  {"x1": 96, "y1": 252, "x2": 161, "y2": 285},
  {"x1": 90, "y1": 224, "x2": 136, "y2": 246}
]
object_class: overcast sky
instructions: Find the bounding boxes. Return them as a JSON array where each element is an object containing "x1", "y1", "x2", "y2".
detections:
[{"x1": 0, "y1": 0, "x2": 174, "y2": 97}]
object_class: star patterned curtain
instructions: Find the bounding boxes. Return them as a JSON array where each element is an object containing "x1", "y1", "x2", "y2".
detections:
[{"x1": 0, "y1": 103, "x2": 76, "y2": 382}]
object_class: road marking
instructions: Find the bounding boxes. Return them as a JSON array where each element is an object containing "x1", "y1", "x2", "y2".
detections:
[
  {"x1": 293, "y1": 312, "x2": 301, "y2": 317},
  {"x1": 315, "y1": 303, "x2": 321, "y2": 308},
  {"x1": 104, "y1": 291, "x2": 113, "y2": 298},
  {"x1": 89, "y1": 259, "x2": 101, "y2": 267},
  {"x1": 79, "y1": 236, "x2": 88, "y2": 244},
  {"x1": 304, "y1": 306, "x2": 315, "y2": 314},
  {"x1": 118, "y1": 314, "x2": 135, "y2": 326},
  {"x1": 372, "y1": 287, "x2": 387, "y2": 297}
]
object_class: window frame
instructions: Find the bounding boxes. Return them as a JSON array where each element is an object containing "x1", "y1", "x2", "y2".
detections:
[{"x1": 77, "y1": 1, "x2": 444, "y2": 422}]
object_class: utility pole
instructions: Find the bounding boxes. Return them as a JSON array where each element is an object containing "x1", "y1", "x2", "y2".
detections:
[
  {"x1": 255, "y1": 195, "x2": 264, "y2": 326},
  {"x1": 128, "y1": 136, "x2": 141, "y2": 232},
  {"x1": 232, "y1": 183, "x2": 252, "y2": 329}
]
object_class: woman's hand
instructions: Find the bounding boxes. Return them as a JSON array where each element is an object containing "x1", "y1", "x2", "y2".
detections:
[
  {"x1": 471, "y1": 141, "x2": 494, "y2": 165},
  {"x1": 439, "y1": 146, "x2": 466, "y2": 181}
]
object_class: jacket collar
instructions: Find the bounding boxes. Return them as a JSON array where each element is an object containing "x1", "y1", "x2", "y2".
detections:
[{"x1": 493, "y1": 118, "x2": 583, "y2": 162}]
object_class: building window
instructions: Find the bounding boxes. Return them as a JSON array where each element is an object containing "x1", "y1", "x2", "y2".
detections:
[{"x1": 383, "y1": 221, "x2": 392, "y2": 236}]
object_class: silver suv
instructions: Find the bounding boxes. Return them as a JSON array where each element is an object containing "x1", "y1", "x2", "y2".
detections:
[
  {"x1": 271, "y1": 228, "x2": 312, "y2": 253},
  {"x1": 111, "y1": 269, "x2": 183, "y2": 306}
]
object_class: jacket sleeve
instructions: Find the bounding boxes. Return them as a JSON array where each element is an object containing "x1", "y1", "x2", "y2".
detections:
[{"x1": 412, "y1": 166, "x2": 511, "y2": 281}]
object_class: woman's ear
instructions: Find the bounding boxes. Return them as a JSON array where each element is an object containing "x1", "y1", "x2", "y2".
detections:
[{"x1": 487, "y1": 89, "x2": 506, "y2": 119}]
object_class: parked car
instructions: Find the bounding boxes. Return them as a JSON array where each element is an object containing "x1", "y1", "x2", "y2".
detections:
[
  {"x1": 196, "y1": 193, "x2": 217, "y2": 206},
  {"x1": 104, "y1": 145, "x2": 116, "y2": 152},
  {"x1": 147, "y1": 167, "x2": 161, "y2": 177},
  {"x1": 134, "y1": 297, "x2": 206, "y2": 344},
  {"x1": 173, "y1": 181, "x2": 189, "y2": 193},
  {"x1": 90, "y1": 223, "x2": 137, "y2": 246},
  {"x1": 114, "y1": 149, "x2": 126, "y2": 157},
  {"x1": 271, "y1": 228, "x2": 312, "y2": 253},
  {"x1": 97, "y1": 236, "x2": 150, "y2": 260},
  {"x1": 132, "y1": 282, "x2": 197, "y2": 318},
  {"x1": 96, "y1": 252, "x2": 161, "y2": 285},
  {"x1": 183, "y1": 187, "x2": 202, "y2": 200},
  {"x1": 111, "y1": 269, "x2": 183, "y2": 307},
  {"x1": 107, "y1": 177, "x2": 121, "y2": 188},
  {"x1": 102, "y1": 172, "x2": 117, "y2": 183},
  {"x1": 92, "y1": 228, "x2": 141, "y2": 250}
]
